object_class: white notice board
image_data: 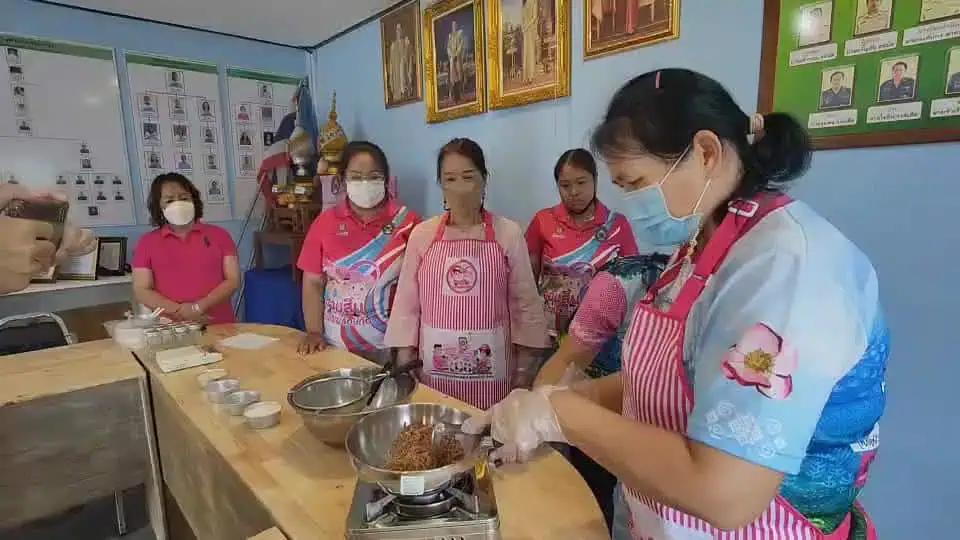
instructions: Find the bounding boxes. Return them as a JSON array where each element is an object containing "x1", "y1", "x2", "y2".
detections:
[
  {"x1": 0, "y1": 34, "x2": 135, "y2": 227},
  {"x1": 226, "y1": 67, "x2": 300, "y2": 220},
  {"x1": 126, "y1": 53, "x2": 232, "y2": 222}
]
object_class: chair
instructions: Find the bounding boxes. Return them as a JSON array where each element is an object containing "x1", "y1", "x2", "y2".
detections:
[
  {"x1": 0, "y1": 313, "x2": 130, "y2": 537},
  {"x1": 0, "y1": 312, "x2": 74, "y2": 355}
]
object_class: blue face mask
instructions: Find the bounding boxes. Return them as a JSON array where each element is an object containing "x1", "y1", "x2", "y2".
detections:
[{"x1": 620, "y1": 148, "x2": 710, "y2": 253}]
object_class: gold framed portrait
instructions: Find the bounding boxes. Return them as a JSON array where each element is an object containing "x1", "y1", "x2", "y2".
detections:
[
  {"x1": 380, "y1": 0, "x2": 423, "y2": 108},
  {"x1": 423, "y1": 0, "x2": 487, "y2": 123},
  {"x1": 486, "y1": 0, "x2": 571, "y2": 110},
  {"x1": 584, "y1": 0, "x2": 680, "y2": 60}
]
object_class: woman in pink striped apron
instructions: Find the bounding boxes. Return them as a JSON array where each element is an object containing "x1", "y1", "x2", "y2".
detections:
[
  {"x1": 385, "y1": 138, "x2": 549, "y2": 409},
  {"x1": 526, "y1": 148, "x2": 639, "y2": 342},
  {"x1": 464, "y1": 69, "x2": 886, "y2": 539}
]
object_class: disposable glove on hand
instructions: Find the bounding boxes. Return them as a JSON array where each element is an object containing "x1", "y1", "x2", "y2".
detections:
[{"x1": 461, "y1": 386, "x2": 567, "y2": 465}]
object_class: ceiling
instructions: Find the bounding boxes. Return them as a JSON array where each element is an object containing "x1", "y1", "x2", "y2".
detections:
[{"x1": 41, "y1": 0, "x2": 407, "y2": 47}]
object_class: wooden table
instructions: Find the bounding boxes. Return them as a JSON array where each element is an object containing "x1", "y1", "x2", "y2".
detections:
[
  {"x1": 249, "y1": 527, "x2": 288, "y2": 539},
  {"x1": 0, "y1": 339, "x2": 164, "y2": 538},
  {"x1": 140, "y1": 323, "x2": 608, "y2": 540}
]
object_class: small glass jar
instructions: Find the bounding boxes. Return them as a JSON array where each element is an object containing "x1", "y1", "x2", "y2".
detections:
[
  {"x1": 159, "y1": 329, "x2": 175, "y2": 349},
  {"x1": 187, "y1": 323, "x2": 203, "y2": 343},
  {"x1": 186, "y1": 323, "x2": 202, "y2": 345},
  {"x1": 174, "y1": 326, "x2": 189, "y2": 347},
  {"x1": 144, "y1": 329, "x2": 162, "y2": 352}
]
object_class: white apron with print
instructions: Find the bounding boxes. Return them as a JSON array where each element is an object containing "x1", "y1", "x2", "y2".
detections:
[{"x1": 416, "y1": 211, "x2": 513, "y2": 410}]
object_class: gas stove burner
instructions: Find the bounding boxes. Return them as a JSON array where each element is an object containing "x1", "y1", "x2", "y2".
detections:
[{"x1": 346, "y1": 470, "x2": 501, "y2": 539}]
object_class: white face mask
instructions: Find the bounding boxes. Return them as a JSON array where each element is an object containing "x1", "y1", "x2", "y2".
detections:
[
  {"x1": 163, "y1": 200, "x2": 195, "y2": 226},
  {"x1": 346, "y1": 180, "x2": 386, "y2": 209}
]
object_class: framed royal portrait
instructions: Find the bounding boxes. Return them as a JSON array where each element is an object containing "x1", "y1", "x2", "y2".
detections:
[
  {"x1": 380, "y1": 0, "x2": 424, "y2": 108},
  {"x1": 487, "y1": 0, "x2": 571, "y2": 110},
  {"x1": 584, "y1": 0, "x2": 681, "y2": 60},
  {"x1": 423, "y1": 0, "x2": 487, "y2": 123}
]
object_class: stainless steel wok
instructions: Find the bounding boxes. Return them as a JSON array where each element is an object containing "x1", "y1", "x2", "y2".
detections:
[{"x1": 344, "y1": 403, "x2": 492, "y2": 496}]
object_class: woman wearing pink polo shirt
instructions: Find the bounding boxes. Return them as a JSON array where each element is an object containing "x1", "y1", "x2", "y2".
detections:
[
  {"x1": 132, "y1": 173, "x2": 240, "y2": 324},
  {"x1": 385, "y1": 138, "x2": 549, "y2": 409},
  {"x1": 297, "y1": 141, "x2": 421, "y2": 364},
  {"x1": 525, "y1": 148, "x2": 638, "y2": 341}
]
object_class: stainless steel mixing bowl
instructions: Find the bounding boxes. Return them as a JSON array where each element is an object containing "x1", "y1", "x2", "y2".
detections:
[
  {"x1": 288, "y1": 367, "x2": 417, "y2": 446},
  {"x1": 344, "y1": 403, "x2": 491, "y2": 496}
]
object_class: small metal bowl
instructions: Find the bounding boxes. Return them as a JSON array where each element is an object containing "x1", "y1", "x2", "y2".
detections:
[
  {"x1": 224, "y1": 390, "x2": 261, "y2": 416},
  {"x1": 197, "y1": 368, "x2": 228, "y2": 388},
  {"x1": 244, "y1": 401, "x2": 281, "y2": 429},
  {"x1": 204, "y1": 378, "x2": 240, "y2": 403}
]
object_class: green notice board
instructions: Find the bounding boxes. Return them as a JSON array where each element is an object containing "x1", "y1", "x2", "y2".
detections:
[{"x1": 758, "y1": 0, "x2": 960, "y2": 149}]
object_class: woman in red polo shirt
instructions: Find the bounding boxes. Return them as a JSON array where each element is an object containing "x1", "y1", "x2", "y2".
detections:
[
  {"x1": 525, "y1": 149, "x2": 638, "y2": 340},
  {"x1": 132, "y1": 173, "x2": 240, "y2": 324},
  {"x1": 297, "y1": 141, "x2": 421, "y2": 363}
]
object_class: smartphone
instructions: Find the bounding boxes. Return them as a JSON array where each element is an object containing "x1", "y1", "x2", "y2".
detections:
[{"x1": 2, "y1": 198, "x2": 68, "y2": 248}]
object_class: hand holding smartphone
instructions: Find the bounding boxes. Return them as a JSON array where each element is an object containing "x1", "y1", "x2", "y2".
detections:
[{"x1": 2, "y1": 197, "x2": 69, "y2": 248}]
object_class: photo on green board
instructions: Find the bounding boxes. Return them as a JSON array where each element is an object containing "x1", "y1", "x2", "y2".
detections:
[
  {"x1": 797, "y1": 0, "x2": 834, "y2": 47},
  {"x1": 919, "y1": 0, "x2": 960, "y2": 22},
  {"x1": 819, "y1": 65, "x2": 855, "y2": 110},
  {"x1": 854, "y1": 0, "x2": 895, "y2": 36},
  {"x1": 876, "y1": 54, "x2": 919, "y2": 103},
  {"x1": 945, "y1": 47, "x2": 960, "y2": 96}
]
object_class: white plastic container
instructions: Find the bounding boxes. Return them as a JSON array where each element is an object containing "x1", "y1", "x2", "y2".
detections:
[{"x1": 244, "y1": 401, "x2": 281, "y2": 429}]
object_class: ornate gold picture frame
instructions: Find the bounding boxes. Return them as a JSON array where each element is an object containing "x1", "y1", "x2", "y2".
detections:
[
  {"x1": 486, "y1": 0, "x2": 571, "y2": 110},
  {"x1": 380, "y1": 0, "x2": 423, "y2": 109},
  {"x1": 583, "y1": 0, "x2": 681, "y2": 60},
  {"x1": 423, "y1": 0, "x2": 487, "y2": 123}
]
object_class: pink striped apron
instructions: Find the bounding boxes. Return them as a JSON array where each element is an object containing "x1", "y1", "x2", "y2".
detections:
[
  {"x1": 619, "y1": 195, "x2": 877, "y2": 540},
  {"x1": 416, "y1": 211, "x2": 513, "y2": 410}
]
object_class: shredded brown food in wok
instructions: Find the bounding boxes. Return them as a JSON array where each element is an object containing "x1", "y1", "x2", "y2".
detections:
[{"x1": 385, "y1": 423, "x2": 465, "y2": 471}]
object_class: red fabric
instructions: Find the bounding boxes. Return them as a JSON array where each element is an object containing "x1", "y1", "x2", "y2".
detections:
[{"x1": 257, "y1": 139, "x2": 291, "y2": 206}]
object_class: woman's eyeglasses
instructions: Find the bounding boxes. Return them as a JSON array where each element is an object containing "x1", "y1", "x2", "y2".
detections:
[{"x1": 344, "y1": 173, "x2": 385, "y2": 183}]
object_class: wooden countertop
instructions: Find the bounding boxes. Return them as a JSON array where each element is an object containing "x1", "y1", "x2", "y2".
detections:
[
  {"x1": 0, "y1": 339, "x2": 144, "y2": 405},
  {"x1": 3, "y1": 275, "x2": 132, "y2": 297},
  {"x1": 144, "y1": 324, "x2": 608, "y2": 540},
  {"x1": 249, "y1": 527, "x2": 288, "y2": 540}
]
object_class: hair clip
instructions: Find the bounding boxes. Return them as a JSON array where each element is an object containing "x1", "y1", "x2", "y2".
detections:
[{"x1": 654, "y1": 71, "x2": 662, "y2": 89}]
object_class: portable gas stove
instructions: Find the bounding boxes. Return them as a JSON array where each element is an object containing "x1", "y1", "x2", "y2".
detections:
[{"x1": 345, "y1": 470, "x2": 500, "y2": 539}]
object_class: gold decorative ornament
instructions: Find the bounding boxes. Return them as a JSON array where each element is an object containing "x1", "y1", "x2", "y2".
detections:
[{"x1": 317, "y1": 92, "x2": 348, "y2": 174}]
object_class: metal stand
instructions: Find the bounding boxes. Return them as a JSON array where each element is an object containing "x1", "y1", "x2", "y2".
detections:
[
  {"x1": 233, "y1": 185, "x2": 268, "y2": 320},
  {"x1": 113, "y1": 492, "x2": 127, "y2": 536}
]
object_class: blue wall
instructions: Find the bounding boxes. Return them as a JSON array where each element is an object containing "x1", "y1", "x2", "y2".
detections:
[
  {"x1": 2, "y1": 0, "x2": 308, "y2": 268},
  {"x1": 313, "y1": 2, "x2": 959, "y2": 538}
]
